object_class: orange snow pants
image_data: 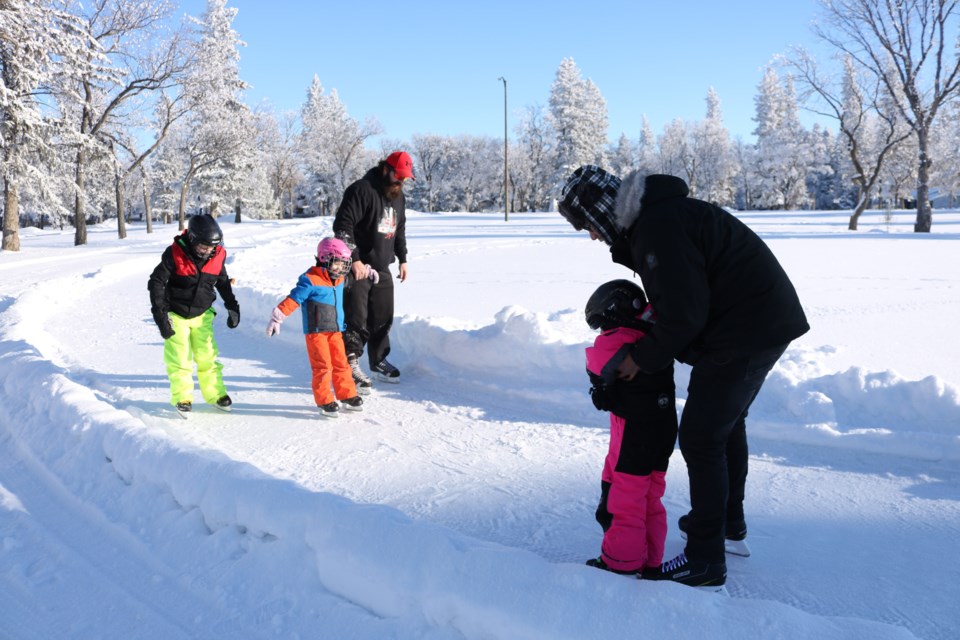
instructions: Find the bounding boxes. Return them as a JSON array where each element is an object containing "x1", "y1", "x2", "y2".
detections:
[{"x1": 305, "y1": 331, "x2": 357, "y2": 405}]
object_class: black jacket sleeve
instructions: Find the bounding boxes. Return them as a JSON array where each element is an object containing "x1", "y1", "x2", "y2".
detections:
[
  {"x1": 215, "y1": 262, "x2": 238, "y2": 312},
  {"x1": 148, "y1": 249, "x2": 174, "y2": 334}
]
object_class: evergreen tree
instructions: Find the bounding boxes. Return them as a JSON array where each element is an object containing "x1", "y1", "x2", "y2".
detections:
[
  {"x1": 549, "y1": 57, "x2": 608, "y2": 181},
  {"x1": 693, "y1": 88, "x2": 736, "y2": 206},
  {"x1": 752, "y1": 67, "x2": 813, "y2": 209}
]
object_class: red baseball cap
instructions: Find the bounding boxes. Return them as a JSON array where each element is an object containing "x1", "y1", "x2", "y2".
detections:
[{"x1": 385, "y1": 151, "x2": 415, "y2": 181}]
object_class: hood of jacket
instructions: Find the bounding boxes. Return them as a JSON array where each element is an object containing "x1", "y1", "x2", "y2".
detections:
[{"x1": 613, "y1": 172, "x2": 690, "y2": 230}]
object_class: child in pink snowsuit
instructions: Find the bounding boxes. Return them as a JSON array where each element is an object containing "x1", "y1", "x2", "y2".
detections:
[{"x1": 583, "y1": 280, "x2": 678, "y2": 575}]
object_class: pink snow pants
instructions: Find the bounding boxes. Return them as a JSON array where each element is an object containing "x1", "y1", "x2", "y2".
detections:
[{"x1": 600, "y1": 414, "x2": 668, "y2": 572}]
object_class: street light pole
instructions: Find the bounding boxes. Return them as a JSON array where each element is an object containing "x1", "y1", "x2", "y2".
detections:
[{"x1": 498, "y1": 76, "x2": 509, "y2": 222}]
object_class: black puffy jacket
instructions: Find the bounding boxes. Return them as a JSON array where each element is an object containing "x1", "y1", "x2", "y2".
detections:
[
  {"x1": 148, "y1": 233, "x2": 238, "y2": 326},
  {"x1": 610, "y1": 175, "x2": 809, "y2": 371}
]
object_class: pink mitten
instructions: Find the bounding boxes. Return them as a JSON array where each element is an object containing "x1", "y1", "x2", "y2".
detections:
[
  {"x1": 266, "y1": 306, "x2": 285, "y2": 337},
  {"x1": 365, "y1": 264, "x2": 379, "y2": 284}
]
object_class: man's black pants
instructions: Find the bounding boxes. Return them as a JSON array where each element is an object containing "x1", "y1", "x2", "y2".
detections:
[
  {"x1": 342, "y1": 269, "x2": 394, "y2": 367},
  {"x1": 679, "y1": 342, "x2": 789, "y2": 563}
]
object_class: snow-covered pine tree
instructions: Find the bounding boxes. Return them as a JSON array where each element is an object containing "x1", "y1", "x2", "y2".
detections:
[
  {"x1": 549, "y1": 57, "x2": 608, "y2": 183},
  {"x1": 694, "y1": 88, "x2": 736, "y2": 207},
  {"x1": 752, "y1": 67, "x2": 814, "y2": 210}
]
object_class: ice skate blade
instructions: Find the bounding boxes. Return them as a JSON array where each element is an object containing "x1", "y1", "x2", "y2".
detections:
[
  {"x1": 680, "y1": 532, "x2": 751, "y2": 557},
  {"x1": 697, "y1": 584, "x2": 729, "y2": 596},
  {"x1": 374, "y1": 373, "x2": 400, "y2": 384},
  {"x1": 724, "y1": 538, "x2": 751, "y2": 557}
]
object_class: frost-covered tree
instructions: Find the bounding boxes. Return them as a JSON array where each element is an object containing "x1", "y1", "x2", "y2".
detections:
[
  {"x1": 929, "y1": 101, "x2": 960, "y2": 205},
  {"x1": 732, "y1": 136, "x2": 758, "y2": 210},
  {"x1": 607, "y1": 133, "x2": 635, "y2": 178},
  {"x1": 805, "y1": 124, "x2": 846, "y2": 209},
  {"x1": 56, "y1": 0, "x2": 187, "y2": 245},
  {"x1": 549, "y1": 57, "x2": 608, "y2": 179},
  {"x1": 511, "y1": 105, "x2": 557, "y2": 212},
  {"x1": 692, "y1": 88, "x2": 736, "y2": 206},
  {"x1": 166, "y1": 0, "x2": 253, "y2": 227},
  {"x1": 657, "y1": 118, "x2": 695, "y2": 189},
  {"x1": 637, "y1": 115, "x2": 659, "y2": 175},
  {"x1": 298, "y1": 75, "x2": 381, "y2": 215},
  {"x1": 785, "y1": 50, "x2": 913, "y2": 228},
  {"x1": 752, "y1": 68, "x2": 814, "y2": 210},
  {"x1": 1, "y1": 0, "x2": 94, "y2": 250},
  {"x1": 258, "y1": 110, "x2": 301, "y2": 218},
  {"x1": 815, "y1": 0, "x2": 960, "y2": 231},
  {"x1": 408, "y1": 133, "x2": 454, "y2": 213}
]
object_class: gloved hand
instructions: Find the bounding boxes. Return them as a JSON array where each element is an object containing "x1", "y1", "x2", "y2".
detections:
[
  {"x1": 152, "y1": 307, "x2": 175, "y2": 340},
  {"x1": 226, "y1": 307, "x2": 240, "y2": 328},
  {"x1": 364, "y1": 264, "x2": 380, "y2": 284},
  {"x1": 265, "y1": 307, "x2": 285, "y2": 337},
  {"x1": 589, "y1": 384, "x2": 613, "y2": 412}
]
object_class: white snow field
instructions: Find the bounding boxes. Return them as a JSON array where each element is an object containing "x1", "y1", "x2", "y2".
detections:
[{"x1": 1, "y1": 207, "x2": 958, "y2": 639}]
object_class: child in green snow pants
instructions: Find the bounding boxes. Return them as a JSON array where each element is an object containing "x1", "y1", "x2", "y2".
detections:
[{"x1": 164, "y1": 308, "x2": 228, "y2": 405}]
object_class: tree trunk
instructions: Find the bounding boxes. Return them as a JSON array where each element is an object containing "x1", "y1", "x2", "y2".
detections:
[
  {"x1": 2, "y1": 178, "x2": 21, "y2": 252},
  {"x1": 143, "y1": 178, "x2": 153, "y2": 234},
  {"x1": 115, "y1": 172, "x2": 127, "y2": 240},
  {"x1": 234, "y1": 197, "x2": 241, "y2": 223},
  {"x1": 848, "y1": 189, "x2": 869, "y2": 230},
  {"x1": 177, "y1": 161, "x2": 196, "y2": 230},
  {"x1": 914, "y1": 129, "x2": 932, "y2": 232},
  {"x1": 73, "y1": 147, "x2": 88, "y2": 245},
  {"x1": 178, "y1": 180, "x2": 190, "y2": 230}
]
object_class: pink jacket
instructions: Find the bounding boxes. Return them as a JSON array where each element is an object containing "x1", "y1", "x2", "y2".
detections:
[{"x1": 585, "y1": 305, "x2": 657, "y2": 383}]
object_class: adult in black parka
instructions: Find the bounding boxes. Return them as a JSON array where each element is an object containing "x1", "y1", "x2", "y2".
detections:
[{"x1": 559, "y1": 165, "x2": 809, "y2": 589}]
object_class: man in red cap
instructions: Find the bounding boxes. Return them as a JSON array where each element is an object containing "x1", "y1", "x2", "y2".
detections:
[{"x1": 333, "y1": 151, "x2": 414, "y2": 388}]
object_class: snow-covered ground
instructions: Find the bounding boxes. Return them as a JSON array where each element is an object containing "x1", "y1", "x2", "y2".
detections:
[{"x1": 1, "y1": 207, "x2": 957, "y2": 639}]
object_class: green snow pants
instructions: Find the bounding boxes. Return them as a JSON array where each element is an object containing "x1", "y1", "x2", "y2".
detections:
[{"x1": 163, "y1": 308, "x2": 227, "y2": 406}]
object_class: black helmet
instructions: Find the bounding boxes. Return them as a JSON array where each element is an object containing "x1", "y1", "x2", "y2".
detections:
[
  {"x1": 187, "y1": 214, "x2": 223, "y2": 247},
  {"x1": 585, "y1": 279, "x2": 648, "y2": 331}
]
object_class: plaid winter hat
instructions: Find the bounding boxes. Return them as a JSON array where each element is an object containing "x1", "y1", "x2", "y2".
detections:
[{"x1": 558, "y1": 165, "x2": 622, "y2": 245}]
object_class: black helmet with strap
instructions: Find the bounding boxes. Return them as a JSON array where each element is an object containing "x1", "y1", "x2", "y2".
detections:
[
  {"x1": 186, "y1": 214, "x2": 223, "y2": 247},
  {"x1": 585, "y1": 279, "x2": 649, "y2": 331}
]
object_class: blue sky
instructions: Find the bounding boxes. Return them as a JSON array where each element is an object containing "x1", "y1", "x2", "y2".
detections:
[{"x1": 179, "y1": 0, "x2": 830, "y2": 146}]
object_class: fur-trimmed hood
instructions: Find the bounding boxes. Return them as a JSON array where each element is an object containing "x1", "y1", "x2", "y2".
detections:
[{"x1": 613, "y1": 172, "x2": 691, "y2": 231}]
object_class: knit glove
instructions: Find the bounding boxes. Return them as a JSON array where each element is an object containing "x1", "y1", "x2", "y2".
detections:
[
  {"x1": 364, "y1": 264, "x2": 380, "y2": 284},
  {"x1": 265, "y1": 306, "x2": 285, "y2": 337}
]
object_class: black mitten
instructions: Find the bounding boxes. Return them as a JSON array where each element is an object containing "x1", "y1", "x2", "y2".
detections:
[
  {"x1": 152, "y1": 308, "x2": 174, "y2": 339},
  {"x1": 590, "y1": 384, "x2": 613, "y2": 412}
]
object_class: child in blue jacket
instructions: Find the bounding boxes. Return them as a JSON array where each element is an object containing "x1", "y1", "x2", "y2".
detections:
[{"x1": 265, "y1": 237, "x2": 375, "y2": 418}]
